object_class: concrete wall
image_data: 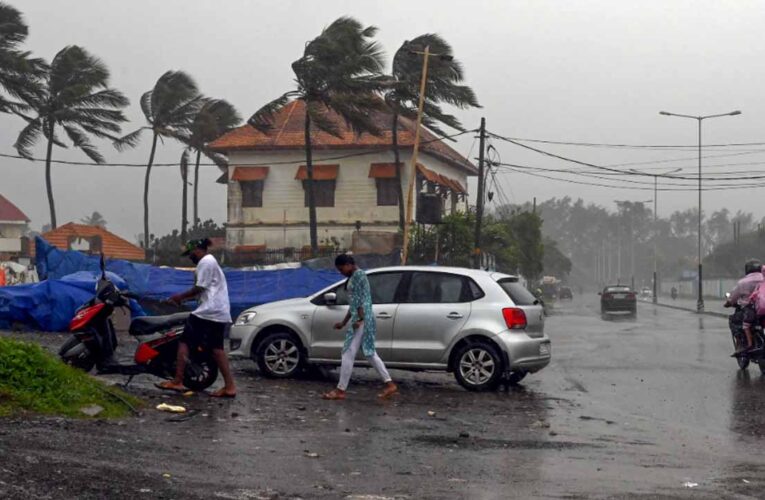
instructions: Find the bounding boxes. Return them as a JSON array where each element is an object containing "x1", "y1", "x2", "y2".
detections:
[
  {"x1": 225, "y1": 149, "x2": 469, "y2": 250},
  {"x1": 661, "y1": 278, "x2": 738, "y2": 299}
]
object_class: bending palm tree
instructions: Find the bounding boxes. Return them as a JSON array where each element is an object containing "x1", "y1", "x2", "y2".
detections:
[
  {"x1": 384, "y1": 34, "x2": 480, "y2": 229},
  {"x1": 249, "y1": 16, "x2": 385, "y2": 255},
  {"x1": 14, "y1": 45, "x2": 130, "y2": 229},
  {"x1": 0, "y1": 2, "x2": 45, "y2": 114},
  {"x1": 116, "y1": 71, "x2": 203, "y2": 249},
  {"x1": 180, "y1": 98, "x2": 240, "y2": 238}
]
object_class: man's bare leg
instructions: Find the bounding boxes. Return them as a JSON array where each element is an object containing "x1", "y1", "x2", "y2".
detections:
[
  {"x1": 156, "y1": 341, "x2": 189, "y2": 391},
  {"x1": 210, "y1": 348, "x2": 236, "y2": 397}
]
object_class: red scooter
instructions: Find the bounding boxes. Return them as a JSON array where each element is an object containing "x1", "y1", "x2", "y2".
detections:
[{"x1": 58, "y1": 256, "x2": 218, "y2": 390}]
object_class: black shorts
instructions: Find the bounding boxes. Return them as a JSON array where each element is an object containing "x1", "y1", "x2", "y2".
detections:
[{"x1": 182, "y1": 314, "x2": 227, "y2": 350}]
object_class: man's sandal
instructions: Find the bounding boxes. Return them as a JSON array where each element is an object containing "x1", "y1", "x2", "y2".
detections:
[{"x1": 322, "y1": 389, "x2": 346, "y2": 400}]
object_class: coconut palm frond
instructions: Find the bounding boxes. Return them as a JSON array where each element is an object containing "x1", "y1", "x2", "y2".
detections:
[
  {"x1": 13, "y1": 117, "x2": 41, "y2": 158},
  {"x1": 248, "y1": 92, "x2": 293, "y2": 133},
  {"x1": 113, "y1": 127, "x2": 146, "y2": 151},
  {"x1": 63, "y1": 124, "x2": 104, "y2": 163}
]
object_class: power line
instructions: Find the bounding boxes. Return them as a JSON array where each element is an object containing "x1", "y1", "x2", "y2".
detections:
[{"x1": 487, "y1": 132, "x2": 765, "y2": 150}]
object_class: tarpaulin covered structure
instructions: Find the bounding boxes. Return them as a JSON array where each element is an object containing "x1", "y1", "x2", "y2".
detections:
[
  {"x1": 0, "y1": 237, "x2": 341, "y2": 331},
  {"x1": 0, "y1": 270, "x2": 143, "y2": 331}
]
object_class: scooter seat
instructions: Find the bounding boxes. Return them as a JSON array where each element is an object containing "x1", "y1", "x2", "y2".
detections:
[{"x1": 129, "y1": 312, "x2": 190, "y2": 336}]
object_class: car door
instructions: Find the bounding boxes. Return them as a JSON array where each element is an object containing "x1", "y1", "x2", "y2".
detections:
[
  {"x1": 390, "y1": 271, "x2": 472, "y2": 364},
  {"x1": 310, "y1": 271, "x2": 404, "y2": 361}
]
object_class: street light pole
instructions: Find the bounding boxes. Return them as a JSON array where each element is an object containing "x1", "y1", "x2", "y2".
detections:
[
  {"x1": 659, "y1": 110, "x2": 741, "y2": 312},
  {"x1": 630, "y1": 168, "x2": 681, "y2": 303}
]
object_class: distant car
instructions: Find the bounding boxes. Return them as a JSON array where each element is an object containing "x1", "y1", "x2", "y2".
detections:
[
  {"x1": 229, "y1": 266, "x2": 551, "y2": 391},
  {"x1": 559, "y1": 286, "x2": 573, "y2": 300},
  {"x1": 600, "y1": 285, "x2": 637, "y2": 319},
  {"x1": 639, "y1": 287, "x2": 653, "y2": 301}
]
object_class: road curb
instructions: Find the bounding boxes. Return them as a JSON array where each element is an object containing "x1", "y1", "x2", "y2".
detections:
[{"x1": 645, "y1": 301, "x2": 728, "y2": 319}]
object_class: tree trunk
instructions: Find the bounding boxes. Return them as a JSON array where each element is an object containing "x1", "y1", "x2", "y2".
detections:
[
  {"x1": 392, "y1": 112, "x2": 405, "y2": 230},
  {"x1": 143, "y1": 132, "x2": 158, "y2": 250},
  {"x1": 193, "y1": 149, "x2": 201, "y2": 225},
  {"x1": 304, "y1": 108, "x2": 318, "y2": 255},
  {"x1": 44, "y1": 121, "x2": 57, "y2": 229},
  {"x1": 181, "y1": 154, "x2": 189, "y2": 242}
]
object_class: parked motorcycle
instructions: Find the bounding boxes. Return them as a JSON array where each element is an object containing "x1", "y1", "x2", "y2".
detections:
[
  {"x1": 725, "y1": 293, "x2": 765, "y2": 374},
  {"x1": 59, "y1": 256, "x2": 218, "y2": 390}
]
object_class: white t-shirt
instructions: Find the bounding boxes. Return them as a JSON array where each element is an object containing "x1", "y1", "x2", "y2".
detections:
[{"x1": 192, "y1": 254, "x2": 231, "y2": 323}]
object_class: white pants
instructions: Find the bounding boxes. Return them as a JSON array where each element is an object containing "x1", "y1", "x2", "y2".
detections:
[{"x1": 337, "y1": 323, "x2": 392, "y2": 391}]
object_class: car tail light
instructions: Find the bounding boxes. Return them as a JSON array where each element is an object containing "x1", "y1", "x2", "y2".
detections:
[
  {"x1": 502, "y1": 307, "x2": 527, "y2": 330},
  {"x1": 627, "y1": 293, "x2": 636, "y2": 299},
  {"x1": 603, "y1": 293, "x2": 612, "y2": 300}
]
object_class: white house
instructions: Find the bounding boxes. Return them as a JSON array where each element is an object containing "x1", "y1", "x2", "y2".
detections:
[
  {"x1": 209, "y1": 100, "x2": 476, "y2": 253},
  {"x1": 0, "y1": 194, "x2": 29, "y2": 258}
]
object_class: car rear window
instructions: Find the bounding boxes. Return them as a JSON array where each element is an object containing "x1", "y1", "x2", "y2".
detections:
[
  {"x1": 605, "y1": 286, "x2": 631, "y2": 293},
  {"x1": 498, "y1": 279, "x2": 538, "y2": 306}
]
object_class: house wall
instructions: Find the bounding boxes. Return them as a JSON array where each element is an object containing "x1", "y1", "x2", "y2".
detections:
[
  {"x1": 225, "y1": 149, "x2": 469, "y2": 250},
  {"x1": 0, "y1": 222, "x2": 24, "y2": 253}
]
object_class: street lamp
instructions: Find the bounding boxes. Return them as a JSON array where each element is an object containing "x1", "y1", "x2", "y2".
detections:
[
  {"x1": 629, "y1": 168, "x2": 682, "y2": 303},
  {"x1": 400, "y1": 47, "x2": 454, "y2": 265},
  {"x1": 659, "y1": 110, "x2": 741, "y2": 312}
]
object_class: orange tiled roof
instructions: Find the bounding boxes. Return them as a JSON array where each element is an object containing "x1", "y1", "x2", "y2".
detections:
[
  {"x1": 40, "y1": 223, "x2": 145, "y2": 261},
  {"x1": 209, "y1": 100, "x2": 476, "y2": 175},
  {"x1": 231, "y1": 166, "x2": 269, "y2": 181}
]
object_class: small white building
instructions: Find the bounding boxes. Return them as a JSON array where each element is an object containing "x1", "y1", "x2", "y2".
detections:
[
  {"x1": 209, "y1": 100, "x2": 476, "y2": 253},
  {"x1": 0, "y1": 194, "x2": 29, "y2": 258}
]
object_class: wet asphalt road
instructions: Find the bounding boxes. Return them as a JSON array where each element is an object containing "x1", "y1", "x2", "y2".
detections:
[{"x1": 3, "y1": 296, "x2": 765, "y2": 499}]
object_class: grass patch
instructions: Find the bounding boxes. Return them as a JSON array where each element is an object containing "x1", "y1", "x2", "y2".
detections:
[{"x1": 0, "y1": 337, "x2": 141, "y2": 418}]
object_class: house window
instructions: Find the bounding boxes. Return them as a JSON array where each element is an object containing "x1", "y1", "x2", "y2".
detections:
[
  {"x1": 241, "y1": 181, "x2": 264, "y2": 208},
  {"x1": 376, "y1": 178, "x2": 399, "y2": 206},
  {"x1": 303, "y1": 180, "x2": 336, "y2": 207}
]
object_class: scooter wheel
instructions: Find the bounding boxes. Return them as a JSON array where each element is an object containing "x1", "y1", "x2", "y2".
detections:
[
  {"x1": 59, "y1": 337, "x2": 95, "y2": 372},
  {"x1": 183, "y1": 352, "x2": 219, "y2": 391}
]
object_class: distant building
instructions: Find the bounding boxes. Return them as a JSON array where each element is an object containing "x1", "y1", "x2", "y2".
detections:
[
  {"x1": 35, "y1": 223, "x2": 145, "y2": 261},
  {"x1": 0, "y1": 194, "x2": 30, "y2": 259},
  {"x1": 208, "y1": 100, "x2": 476, "y2": 253}
]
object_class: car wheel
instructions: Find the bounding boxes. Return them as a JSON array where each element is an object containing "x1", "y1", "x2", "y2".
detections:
[
  {"x1": 453, "y1": 341, "x2": 503, "y2": 392},
  {"x1": 256, "y1": 332, "x2": 304, "y2": 379}
]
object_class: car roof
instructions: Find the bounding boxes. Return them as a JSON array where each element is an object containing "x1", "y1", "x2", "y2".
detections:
[{"x1": 365, "y1": 265, "x2": 517, "y2": 281}]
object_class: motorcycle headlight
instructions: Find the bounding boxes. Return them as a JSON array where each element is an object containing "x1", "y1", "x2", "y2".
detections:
[{"x1": 235, "y1": 311, "x2": 257, "y2": 326}]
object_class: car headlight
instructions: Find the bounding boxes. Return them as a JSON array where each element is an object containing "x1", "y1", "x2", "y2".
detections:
[{"x1": 235, "y1": 311, "x2": 257, "y2": 326}]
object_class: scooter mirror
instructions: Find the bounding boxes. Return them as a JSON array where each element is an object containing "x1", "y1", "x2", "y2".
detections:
[{"x1": 99, "y1": 253, "x2": 106, "y2": 280}]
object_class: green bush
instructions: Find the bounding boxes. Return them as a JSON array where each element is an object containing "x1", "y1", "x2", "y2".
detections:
[{"x1": 0, "y1": 338, "x2": 140, "y2": 418}]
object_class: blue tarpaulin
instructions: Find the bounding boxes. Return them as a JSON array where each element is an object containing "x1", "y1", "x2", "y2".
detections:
[{"x1": 0, "y1": 237, "x2": 341, "y2": 331}]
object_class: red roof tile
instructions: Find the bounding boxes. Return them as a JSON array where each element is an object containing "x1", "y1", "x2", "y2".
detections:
[
  {"x1": 209, "y1": 100, "x2": 476, "y2": 175},
  {"x1": 0, "y1": 194, "x2": 29, "y2": 222},
  {"x1": 40, "y1": 223, "x2": 145, "y2": 261}
]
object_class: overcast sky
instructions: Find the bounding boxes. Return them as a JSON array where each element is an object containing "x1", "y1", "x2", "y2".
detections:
[{"x1": 5, "y1": 0, "x2": 765, "y2": 241}]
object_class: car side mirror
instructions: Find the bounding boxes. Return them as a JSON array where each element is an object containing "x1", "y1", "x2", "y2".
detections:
[
  {"x1": 597, "y1": 292, "x2": 602, "y2": 295},
  {"x1": 324, "y1": 292, "x2": 337, "y2": 305}
]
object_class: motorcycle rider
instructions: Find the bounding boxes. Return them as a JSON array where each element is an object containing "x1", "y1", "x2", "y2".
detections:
[{"x1": 725, "y1": 258, "x2": 764, "y2": 354}]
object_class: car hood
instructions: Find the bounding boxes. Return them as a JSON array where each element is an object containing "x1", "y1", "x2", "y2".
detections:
[{"x1": 244, "y1": 297, "x2": 311, "y2": 313}]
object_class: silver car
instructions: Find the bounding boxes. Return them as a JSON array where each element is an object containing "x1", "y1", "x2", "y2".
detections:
[{"x1": 229, "y1": 266, "x2": 551, "y2": 391}]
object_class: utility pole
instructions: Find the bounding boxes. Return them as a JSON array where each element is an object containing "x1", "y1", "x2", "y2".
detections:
[
  {"x1": 473, "y1": 117, "x2": 486, "y2": 268},
  {"x1": 400, "y1": 45, "x2": 431, "y2": 265}
]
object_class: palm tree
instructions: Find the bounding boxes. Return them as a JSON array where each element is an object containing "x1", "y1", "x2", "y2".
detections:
[
  {"x1": 14, "y1": 45, "x2": 130, "y2": 229},
  {"x1": 249, "y1": 17, "x2": 385, "y2": 254},
  {"x1": 384, "y1": 34, "x2": 480, "y2": 229},
  {"x1": 180, "y1": 98, "x2": 240, "y2": 238},
  {"x1": 115, "y1": 71, "x2": 204, "y2": 249},
  {"x1": 0, "y1": 2, "x2": 45, "y2": 114},
  {"x1": 81, "y1": 211, "x2": 107, "y2": 228}
]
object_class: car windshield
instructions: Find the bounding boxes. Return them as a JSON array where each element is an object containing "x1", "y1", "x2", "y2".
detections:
[{"x1": 498, "y1": 278, "x2": 538, "y2": 306}]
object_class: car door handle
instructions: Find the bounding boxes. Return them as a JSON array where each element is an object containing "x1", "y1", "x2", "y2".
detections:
[
  {"x1": 376, "y1": 312, "x2": 393, "y2": 319},
  {"x1": 446, "y1": 312, "x2": 464, "y2": 320}
]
